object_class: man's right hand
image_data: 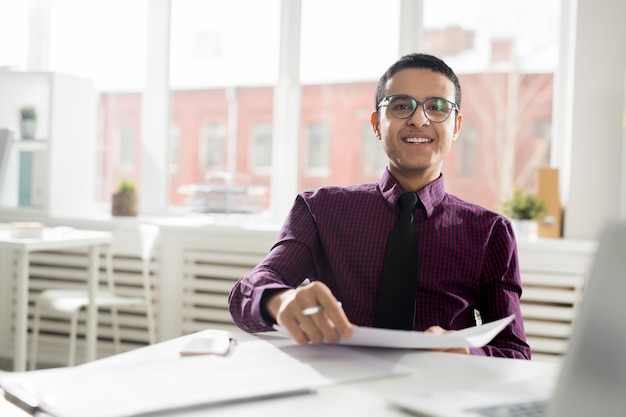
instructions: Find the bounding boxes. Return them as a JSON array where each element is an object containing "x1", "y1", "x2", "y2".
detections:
[{"x1": 265, "y1": 281, "x2": 354, "y2": 345}]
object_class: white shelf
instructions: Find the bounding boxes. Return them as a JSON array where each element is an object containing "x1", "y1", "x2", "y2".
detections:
[
  {"x1": 0, "y1": 71, "x2": 96, "y2": 217},
  {"x1": 12, "y1": 139, "x2": 48, "y2": 152}
]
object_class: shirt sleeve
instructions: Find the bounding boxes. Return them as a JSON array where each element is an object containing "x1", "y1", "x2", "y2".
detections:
[
  {"x1": 228, "y1": 195, "x2": 320, "y2": 332},
  {"x1": 472, "y1": 217, "x2": 532, "y2": 360}
]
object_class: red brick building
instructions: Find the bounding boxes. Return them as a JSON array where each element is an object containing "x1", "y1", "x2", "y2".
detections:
[{"x1": 99, "y1": 70, "x2": 552, "y2": 213}]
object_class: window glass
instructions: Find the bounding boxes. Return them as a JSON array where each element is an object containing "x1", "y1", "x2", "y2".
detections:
[
  {"x1": 47, "y1": 0, "x2": 147, "y2": 202},
  {"x1": 424, "y1": 0, "x2": 560, "y2": 210},
  {"x1": 0, "y1": 3, "x2": 28, "y2": 68},
  {"x1": 169, "y1": 0, "x2": 280, "y2": 212},
  {"x1": 299, "y1": 0, "x2": 400, "y2": 191},
  {"x1": 17, "y1": 0, "x2": 560, "y2": 218},
  {"x1": 49, "y1": 1, "x2": 147, "y2": 91},
  {"x1": 300, "y1": 1, "x2": 400, "y2": 84}
]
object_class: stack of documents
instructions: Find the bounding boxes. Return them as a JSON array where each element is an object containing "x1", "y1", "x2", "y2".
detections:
[
  {"x1": 0, "y1": 334, "x2": 406, "y2": 417},
  {"x1": 1, "y1": 317, "x2": 513, "y2": 416}
]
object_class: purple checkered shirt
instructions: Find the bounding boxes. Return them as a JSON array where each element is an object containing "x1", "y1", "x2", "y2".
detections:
[{"x1": 228, "y1": 170, "x2": 530, "y2": 359}]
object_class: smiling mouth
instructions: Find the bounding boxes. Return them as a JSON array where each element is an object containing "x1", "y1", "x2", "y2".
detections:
[{"x1": 404, "y1": 137, "x2": 432, "y2": 144}]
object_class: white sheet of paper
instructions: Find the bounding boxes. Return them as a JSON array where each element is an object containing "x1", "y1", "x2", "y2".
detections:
[{"x1": 275, "y1": 314, "x2": 514, "y2": 349}]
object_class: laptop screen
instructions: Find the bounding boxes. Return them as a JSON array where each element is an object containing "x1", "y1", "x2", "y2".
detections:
[{"x1": 547, "y1": 220, "x2": 626, "y2": 417}]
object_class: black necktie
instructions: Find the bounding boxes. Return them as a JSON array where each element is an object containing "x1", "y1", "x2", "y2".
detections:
[{"x1": 373, "y1": 192, "x2": 419, "y2": 330}]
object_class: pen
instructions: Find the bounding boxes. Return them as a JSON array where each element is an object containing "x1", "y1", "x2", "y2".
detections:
[{"x1": 302, "y1": 301, "x2": 342, "y2": 316}]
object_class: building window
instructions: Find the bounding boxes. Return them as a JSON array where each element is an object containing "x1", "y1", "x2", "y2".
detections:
[
  {"x1": 199, "y1": 123, "x2": 225, "y2": 171},
  {"x1": 458, "y1": 124, "x2": 477, "y2": 176},
  {"x1": 305, "y1": 122, "x2": 330, "y2": 176},
  {"x1": 250, "y1": 123, "x2": 272, "y2": 173},
  {"x1": 169, "y1": 124, "x2": 180, "y2": 173},
  {"x1": 361, "y1": 122, "x2": 386, "y2": 177},
  {"x1": 117, "y1": 125, "x2": 135, "y2": 170}
]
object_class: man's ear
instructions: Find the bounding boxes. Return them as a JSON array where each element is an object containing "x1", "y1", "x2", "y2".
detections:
[
  {"x1": 370, "y1": 111, "x2": 381, "y2": 139},
  {"x1": 452, "y1": 113, "x2": 463, "y2": 141}
]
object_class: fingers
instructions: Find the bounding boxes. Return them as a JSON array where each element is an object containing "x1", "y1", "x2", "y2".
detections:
[
  {"x1": 304, "y1": 299, "x2": 352, "y2": 344},
  {"x1": 317, "y1": 298, "x2": 353, "y2": 340},
  {"x1": 424, "y1": 325, "x2": 445, "y2": 335},
  {"x1": 276, "y1": 282, "x2": 353, "y2": 345}
]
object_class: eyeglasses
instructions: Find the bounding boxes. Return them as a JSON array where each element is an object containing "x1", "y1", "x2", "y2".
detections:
[{"x1": 377, "y1": 94, "x2": 459, "y2": 123}]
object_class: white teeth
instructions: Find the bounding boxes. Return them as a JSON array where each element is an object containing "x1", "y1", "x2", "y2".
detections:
[{"x1": 405, "y1": 137, "x2": 431, "y2": 143}]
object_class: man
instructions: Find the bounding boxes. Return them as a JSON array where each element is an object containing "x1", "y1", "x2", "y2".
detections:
[{"x1": 228, "y1": 53, "x2": 530, "y2": 359}]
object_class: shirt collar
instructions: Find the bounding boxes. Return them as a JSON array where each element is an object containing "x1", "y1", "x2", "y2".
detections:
[{"x1": 379, "y1": 169, "x2": 446, "y2": 218}]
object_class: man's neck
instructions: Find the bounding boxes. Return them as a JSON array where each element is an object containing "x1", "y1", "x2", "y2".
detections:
[{"x1": 390, "y1": 168, "x2": 442, "y2": 192}]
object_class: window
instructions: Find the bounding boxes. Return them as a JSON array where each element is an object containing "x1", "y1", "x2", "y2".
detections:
[
  {"x1": 47, "y1": 0, "x2": 147, "y2": 201},
  {"x1": 0, "y1": 3, "x2": 28, "y2": 68},
  {"x1": 423, "y1": 0, "x2": 560, "y2": 209},
  {"x1": 458, "y1": 124, "x2": 477, "y2": 176},
  {"x1": 361, "y1": 122, "x2": 387, "y2": 178},
  {"x1": 199, "y1": 124, "x2": 226, "y2": 171},
  {"x1": 168, "y1": 0, "x2": 280, "y2": 211},
  {"x1": 298, "y1": 0, "x2": 400, "y2": 191},
  {"x1": 49, "y1": 1, "x2": 147, "y2": 91},
  {"x1": 305, "y1": 123, "x2": 330, "y2": 176},
  {"x1": 169, "y1": 125, "x2": 180, "y2": 173},
  {"x1": 117, "y1": 125, "x2": 136, "y2": 170},
  {"x1": 12, "y1": 0, "x2": 563, "y2": 221},
  {"x1": 9, "y1": 1, "x2": 625, "y2": 238},
  {"x1": 250, "y1": 123, "x2": 272, "y2": 173}
]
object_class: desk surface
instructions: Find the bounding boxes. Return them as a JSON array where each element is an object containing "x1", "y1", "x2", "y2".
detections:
[
  {"x1": 0, "y1": 329, "x2": 559, "y2": 417},
  {"x1": 0, "y1": 226, "x2": 111, "y2": 251}
]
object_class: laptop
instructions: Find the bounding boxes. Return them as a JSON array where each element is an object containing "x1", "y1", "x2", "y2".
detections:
[{"x1": 387, "y1": 219, "x2": 626, "y2": 417}]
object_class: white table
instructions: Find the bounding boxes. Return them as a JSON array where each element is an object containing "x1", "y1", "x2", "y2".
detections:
[
  {"x1": 0, "y1": 329, "x2": 560, "y2": 417},
  {"x1": 0, "y1": 226, "x2": 112, "y2": 371}
]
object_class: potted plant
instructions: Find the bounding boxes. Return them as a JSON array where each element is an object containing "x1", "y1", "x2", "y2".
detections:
[
  {"x1": 19, "y1": 106, "x2": 37, "y2": 139},
  {"x1": 501, "y1": 187, "x2": 546, "y2": 240},
  {"x1": 111, "y1": 178, "x2": 138, "y2": 216}
]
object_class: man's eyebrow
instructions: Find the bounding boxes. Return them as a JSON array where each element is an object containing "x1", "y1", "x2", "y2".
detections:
[{"x1": 389, "y1": 94, "x2": 455, "y2": 102}]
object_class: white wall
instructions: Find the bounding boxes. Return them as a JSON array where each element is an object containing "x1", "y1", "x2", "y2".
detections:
[{"x1": 564, "y1": 0, "x2": 626, "y2": 239}]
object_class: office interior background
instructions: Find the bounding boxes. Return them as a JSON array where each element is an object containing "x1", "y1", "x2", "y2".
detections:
[
  {"x1": 0, "y1": 0, "x2": 624, "y2": 366},
  {"x1": 0, "y1": 0, "x2": 624, "y2": 236}
]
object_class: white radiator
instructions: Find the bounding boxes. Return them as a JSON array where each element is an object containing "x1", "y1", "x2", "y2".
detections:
[
  {"x1": 518, "y1": 240, "x2": 596, "y2": 361},
  {"x1": 180, "y1": 244, "x2": 267, "y2": 335}
]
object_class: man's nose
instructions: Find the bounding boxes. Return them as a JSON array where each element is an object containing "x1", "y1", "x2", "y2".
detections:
[{"x1": 407, "y1": 104, "x2": 429, "y2": 126}]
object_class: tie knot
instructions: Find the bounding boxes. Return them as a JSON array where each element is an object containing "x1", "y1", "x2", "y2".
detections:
[{"x1": 398, "y1": 192, "x2": 418, "y2": 212}]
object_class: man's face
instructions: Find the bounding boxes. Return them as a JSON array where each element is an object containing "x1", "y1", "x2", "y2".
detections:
[{"x1": 371, "y1": 68, "x2": 462, "y2": 190}]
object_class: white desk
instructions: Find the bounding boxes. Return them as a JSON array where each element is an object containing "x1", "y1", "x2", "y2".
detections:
[
  {"x1": 0, "y1": 226, "x2": 112, "y2": 372},
  {"x1": 0, "y1": 330, "x2": 559, "y2": 417}
]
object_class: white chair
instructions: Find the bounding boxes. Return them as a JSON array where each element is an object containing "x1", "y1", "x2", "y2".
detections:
[{"x1": 29, "y1": 224, "x2": 160, "y2": 369}]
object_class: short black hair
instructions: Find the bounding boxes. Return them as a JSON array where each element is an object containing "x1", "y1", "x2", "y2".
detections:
[{"x1": 375, "y1": 53, "x2": 461, "y2": 111}]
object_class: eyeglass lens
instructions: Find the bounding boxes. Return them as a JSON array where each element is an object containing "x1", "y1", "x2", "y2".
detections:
[{"x1": 386, "y1": 95, "x2": 454, "y2": 122}]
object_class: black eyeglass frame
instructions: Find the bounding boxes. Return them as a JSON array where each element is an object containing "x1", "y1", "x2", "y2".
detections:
[{"x1": 376, "y1": 94, "x2": 459, "y2": 123}]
